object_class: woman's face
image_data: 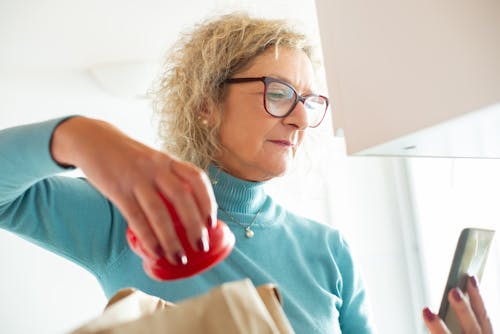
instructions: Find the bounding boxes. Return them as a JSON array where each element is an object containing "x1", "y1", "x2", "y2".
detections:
[{"x1": 216, "y1": 47, "x2": 316, "y2": 182}]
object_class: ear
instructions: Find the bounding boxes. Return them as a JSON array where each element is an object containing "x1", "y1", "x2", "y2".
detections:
[{"x1": 200, "y1": 100, "x2": 220, "y2": 126}]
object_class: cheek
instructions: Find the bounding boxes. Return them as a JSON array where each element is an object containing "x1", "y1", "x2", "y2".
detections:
[
  {"x1": 222, "y1": 95, "x2": 261, "y2": 131},
  {"x1": 221, "y1": 102, "x2": 273, "y2": 148},
  {"x1": 219, "y1": 117, "x2": 263, "y2": 155}
]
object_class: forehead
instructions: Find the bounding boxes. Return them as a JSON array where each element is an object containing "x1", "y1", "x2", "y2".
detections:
[{"x1": 237, "y1": 47, "x2": 315, "y2": 92}]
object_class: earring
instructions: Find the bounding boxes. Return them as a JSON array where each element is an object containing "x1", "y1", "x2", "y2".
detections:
[{"x1": 197, "y1": 113, "x2": 210, "y2": 126}]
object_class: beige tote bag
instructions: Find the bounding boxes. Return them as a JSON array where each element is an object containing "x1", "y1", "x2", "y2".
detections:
[{"x1": 70, "y1": 279, "x2": 295, "y2": 334}]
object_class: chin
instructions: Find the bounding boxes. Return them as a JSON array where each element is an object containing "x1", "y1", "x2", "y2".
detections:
[{"x1": 262, "y1": 161, "x2": 292, "y2": 179}]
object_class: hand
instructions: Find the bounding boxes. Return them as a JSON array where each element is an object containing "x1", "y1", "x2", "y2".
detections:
[
  {"x1": 423, "y1": 276, "x2": 493, "y2": 334},
  {"x1": 51, "y1": 116, "x2": 217, "y2": 266}
]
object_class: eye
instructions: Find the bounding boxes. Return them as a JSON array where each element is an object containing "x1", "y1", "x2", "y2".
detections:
[
  {"x1": 304, "y1": 96, "x2": 328, "y2": 111},
  {"x1": 267, "y1": 91, "x2": 291, "y2": 100},
  {"x1": 266, "y1": 82, "x2": 294, "y2": 101}
]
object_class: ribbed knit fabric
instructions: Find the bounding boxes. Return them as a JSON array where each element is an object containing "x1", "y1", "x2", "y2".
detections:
[{"x1": 0, "y1": 118, "x2": 377, "y2": 333}]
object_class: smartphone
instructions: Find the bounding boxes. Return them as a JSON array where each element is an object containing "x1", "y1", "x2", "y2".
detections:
[{"x1": 438, "y1": 228, "x2": 495, "y2": 333}]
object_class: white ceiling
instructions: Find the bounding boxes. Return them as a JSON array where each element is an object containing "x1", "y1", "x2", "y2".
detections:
[{"x1": 0, "y1": 0, "x2": 321, "y2": 71}]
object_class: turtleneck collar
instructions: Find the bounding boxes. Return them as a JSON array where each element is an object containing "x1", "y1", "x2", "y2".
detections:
[{"x1": 208, "y1": 164, "x2": 268, "y2": 214}]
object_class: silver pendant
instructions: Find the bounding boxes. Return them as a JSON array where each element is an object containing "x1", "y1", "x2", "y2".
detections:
[{"x1": 245, "y1": 227, "x2": 254, "y2": 238}]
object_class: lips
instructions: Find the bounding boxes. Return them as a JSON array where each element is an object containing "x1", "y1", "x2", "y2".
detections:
[{"x1": 269, "y1": 140, "x2": 295, "y2": 147}]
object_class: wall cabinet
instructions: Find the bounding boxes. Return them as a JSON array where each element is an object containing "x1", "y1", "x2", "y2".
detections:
[{"x1": 316, "y1": 0, "x2": 500, "y2": 158}]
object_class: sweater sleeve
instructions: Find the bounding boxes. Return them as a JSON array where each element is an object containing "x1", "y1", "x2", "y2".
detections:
[
  {"x1": 336, "y1": 234, "x2": 378, "y2": 334},
  {"x1": 0, "y1": 118, "x2": 128, "y2": 278}
]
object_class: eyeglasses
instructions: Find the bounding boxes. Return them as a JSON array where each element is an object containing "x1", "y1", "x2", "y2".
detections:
[{"x1": 224, "y1": 76, "x2": 329, "y2": 128}]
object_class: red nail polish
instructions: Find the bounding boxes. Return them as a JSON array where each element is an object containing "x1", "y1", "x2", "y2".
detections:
[
  {"x1": 174, "y1": 251, "x2": 188, "y2": 266},
  {"x1": 470, "y1": 276, "x2": 478, "y2": 288},
  {"x1": 452, "y1": 288, "x2": 462, "y2": 302},
  {"x1": 423, "y1": 307, "x2": 436, "y2": 322},
  {"x1": 154, "y1": 244, "x2": 165, "y2": 258},
  {"x1": 207, "y1": 216, "x2": 215, "y2": 229},
  {"x1": 197, "y1": 237, "x2": 209, "y2": 253}
]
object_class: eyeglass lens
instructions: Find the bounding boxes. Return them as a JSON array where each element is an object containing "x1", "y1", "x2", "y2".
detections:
[{"x1": 265, "y1": 81, "x2": 327, "y2": 127}]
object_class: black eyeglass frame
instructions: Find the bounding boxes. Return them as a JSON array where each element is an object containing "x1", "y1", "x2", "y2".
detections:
[{"x1": 224, "y1": 76, "x2": 329, "y2": 128}]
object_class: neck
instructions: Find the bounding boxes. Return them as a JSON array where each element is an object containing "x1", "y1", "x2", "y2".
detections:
[{"x1": 208, "y1": 164, "x2": 267, "y2": 213}]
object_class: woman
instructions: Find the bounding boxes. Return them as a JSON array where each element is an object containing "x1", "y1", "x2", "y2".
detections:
[{"x1": 0, "y1": 13, "x2": 492, "y2": 333}]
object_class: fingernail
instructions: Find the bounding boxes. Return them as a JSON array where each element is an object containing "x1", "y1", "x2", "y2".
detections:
[
  {"x1": 452, "y1": 288, "x2": 462, "y2": 302},
  {"x1": 470, "y1": 276, "x2": 478, "y2": 288},
  {"x1": 154, "y1": 244, "x2": 165, "y2": 258},
  {"x1": 207, "y1": 215, "x2": 216, "y2": 229},
  {"x1": 174, "y1": 251, "x2": 188, "y2": 266},
  {"x1": 197, "y1": 236, "x2": 210, "y2": 253},
  {"x1": 423, "y1": 307, "x2": 436, "y2": 322}
]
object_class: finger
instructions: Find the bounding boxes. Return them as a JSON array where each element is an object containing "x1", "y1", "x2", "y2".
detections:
[
  {"x1": 158, "y1": 179, "x2": 209, "y2": 253},
  {"x1": 448, "y1": 287, "x2": 481, "y2": 333},
  {"x1": 116, "y1": 196, "x2": 160, "y2": 260},
  {"x1": 133, "y1": 183, "x2": 187, "y2": 266},
  {"x1": 169, "y1": 159, "x2": 217, "y2": 229},
  {"x1": 467, "y1": 276, "x2": 494, "y2": 334},
  {"x1": 156, "y1": 171, "x2": 209, "y2": 254},
  {"x1": 422, "y1": 307, "x2": 451, "y2": 334}
]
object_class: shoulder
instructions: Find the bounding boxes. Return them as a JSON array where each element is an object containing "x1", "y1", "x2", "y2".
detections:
[
  {"x1": 280, "y1": 207, "x2": 350, "y2": 254},
  {"x1": 281, "y1": 207, "x2": 338, "y2": 235}
]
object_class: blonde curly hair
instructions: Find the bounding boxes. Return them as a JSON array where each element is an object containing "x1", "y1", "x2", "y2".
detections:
[{"x1": 153, "y1": 13, "x2": 315, "y2": 170}]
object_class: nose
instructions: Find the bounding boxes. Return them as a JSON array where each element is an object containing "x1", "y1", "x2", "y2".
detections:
[{"x1": 283, "y1": 100, "x2": 308, "y2": 130}]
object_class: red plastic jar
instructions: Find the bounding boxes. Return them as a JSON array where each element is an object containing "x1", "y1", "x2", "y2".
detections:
[{"x1": 126, "y1": 194, "x2": 235, "y2": 280}]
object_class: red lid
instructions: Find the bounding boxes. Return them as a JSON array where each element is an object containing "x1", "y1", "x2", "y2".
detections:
[{"x1": 126, "y1": 194, "x2": 235, "y2": 281}]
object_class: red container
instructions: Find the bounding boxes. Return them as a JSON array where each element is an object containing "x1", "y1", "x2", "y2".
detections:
[{"x1": 126, "y1": 194, "x2": 235, "y2": 281}]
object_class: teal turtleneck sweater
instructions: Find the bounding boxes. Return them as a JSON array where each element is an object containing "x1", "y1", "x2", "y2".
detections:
[{"x1": 0, "y1": 118, "x2": 376, "y2": 333}]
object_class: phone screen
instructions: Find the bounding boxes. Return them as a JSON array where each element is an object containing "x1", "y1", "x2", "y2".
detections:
[{"x1": 438, "y1": 228, "x2": 495, "y2": 333}]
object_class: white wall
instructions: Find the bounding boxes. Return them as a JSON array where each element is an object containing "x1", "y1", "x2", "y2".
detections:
[{"x1": 0, "y1": 70, "x2": 155, "y2": 334}]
